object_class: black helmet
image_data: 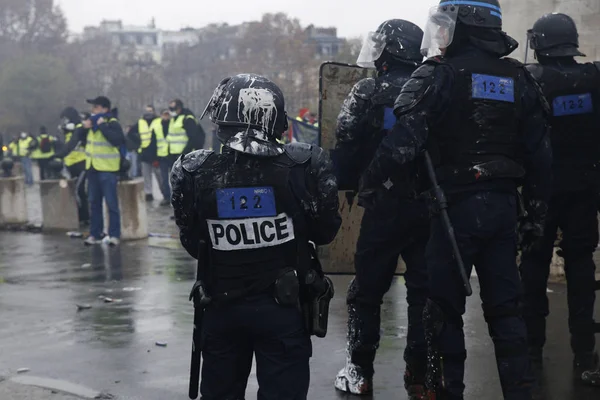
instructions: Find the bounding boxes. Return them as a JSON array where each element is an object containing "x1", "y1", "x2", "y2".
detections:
[
  {"x1": 528, "y1": 13, "x2": 585, "y2": 58},
  {"x1": 357, "y1": 19, "x2": 424, "y2": 69},
  {"x1": 205, "y1": 74, "x2": 288, "y2": 144},
  {"x1": 377, "y1": 19, "x2": 424, "y2": 65},
  {"x1": 439, "y1": 0, "x2": 502, "y2": 29}
]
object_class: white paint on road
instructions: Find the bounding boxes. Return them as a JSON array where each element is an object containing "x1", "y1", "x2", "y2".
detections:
[{"x1": 10, "y1": 376, "x2": 103, "y2": 399}]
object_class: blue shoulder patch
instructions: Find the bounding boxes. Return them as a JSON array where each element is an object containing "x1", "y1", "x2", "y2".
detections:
[
  {"x1": 383, "y1": 107, "x2": 396, "y2": 130},
  {"x1": 552, "y1": 93, "x2": 593, "y2": 116},
  {"x1": 472, "y1": 74, "x2": 515, "y2": 103}
]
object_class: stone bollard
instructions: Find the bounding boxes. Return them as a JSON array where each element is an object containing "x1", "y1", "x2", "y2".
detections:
[
  {"x1": 12, "y1": 161, "x2": 23, "y2": 177},
  {"x1": 103, "y1": 179, "x2": 148, "y2": 240},
  {"x1": 0, "y1": 176, "x2": 28, "y2": 226},
  {"x1": 39, "y1": 179, "x2": 79, "y2": 231}
]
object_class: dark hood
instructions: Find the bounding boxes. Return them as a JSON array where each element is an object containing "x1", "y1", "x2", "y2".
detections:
[
  {"x1": 60, "y1": 107, "x2": 81, "y2": 124},
  {"x1": 447, "y1": 24, "x2": 519, "y2": 58}
]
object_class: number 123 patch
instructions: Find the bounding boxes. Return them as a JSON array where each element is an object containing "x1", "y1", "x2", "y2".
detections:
[
  {"x1": 472, "y1": 74, "x2": 515, "y2": 103},
  {"x1": 216, "y1": 187, "x2": 277, "y2": 218}
]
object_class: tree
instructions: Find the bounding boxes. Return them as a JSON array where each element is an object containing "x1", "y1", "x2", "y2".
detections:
[
  {"x1": 335, "y1": 37, "x2": 363, "y2": 65},
  {"x1": 0, "y1": 53, "x2": 73, "y2": 133},
  {"x1": 0, "y1": 0, "x2": 67, "y2": 48}
]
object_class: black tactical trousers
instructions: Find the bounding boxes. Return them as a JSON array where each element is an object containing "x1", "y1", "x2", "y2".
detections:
[
  {"x1": 200, "y1": 293, "x2": 311, "y2": 400},
  {"x1": 520, "y1": 190, "x2": 598, "y2": 356},
  {"x1": 347, "y1": 194, "x2": 429, "y2": 380},
  {"x1": 426, "y1": 192, "x2": 532, "y2": 400},
  {"x1": 67, "y1": 161, "x2": 90, "y2": 224}
]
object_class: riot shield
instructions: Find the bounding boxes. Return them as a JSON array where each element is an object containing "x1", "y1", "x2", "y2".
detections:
[
  {"x1": 318, "y1": 62, "x2": 375, "y2": 150},
  {"x1": 317, "y1": 63, "x2": 402, "y2": 274}
]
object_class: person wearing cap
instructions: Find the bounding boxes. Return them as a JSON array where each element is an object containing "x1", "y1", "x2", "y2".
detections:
[
  {"x1": 82, "y1": 96, "x2": 126, "y2": 246},
  {"x1": 166, "y1": 99, "x2": 205, "y2": 171}
]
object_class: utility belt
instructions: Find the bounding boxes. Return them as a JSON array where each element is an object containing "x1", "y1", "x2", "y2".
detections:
[{"x1": 272, "y1": 244, "x2": 334, "y2": 338}]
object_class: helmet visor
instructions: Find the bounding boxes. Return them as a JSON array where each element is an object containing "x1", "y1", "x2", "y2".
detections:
[
  {"x1": 356, "y1": 32, "x2": 387, "y2": 68},
  {"x1": 421, "y1": 5, "x2": 459, "y2": 58}
]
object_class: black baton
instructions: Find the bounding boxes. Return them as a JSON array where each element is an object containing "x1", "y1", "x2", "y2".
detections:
[
  {"x1": 189, "y1": 240, "x2": 208, "y2": 399},
  {"x1": 424, "y1": 151, "x2": 473, "y2": 296}
]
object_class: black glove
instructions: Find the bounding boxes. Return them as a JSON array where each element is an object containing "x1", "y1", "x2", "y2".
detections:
[{"x1": 518, "y1": 219, "x2": 544, "y2": 255}]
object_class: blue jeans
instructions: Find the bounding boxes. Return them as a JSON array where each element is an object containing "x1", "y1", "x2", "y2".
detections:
[
  {"x1": 159, "y1": 157, "x2": 174, "y2": 201},
  {"x1": 21, "y1": 157, "x2": 33, "y2": 185},
  {"x1": 127, "y1": 151, "x2": 139, "y2": 178},
  {"x1": 88, "y1": 170, "x2": 121, "y2": 239}
]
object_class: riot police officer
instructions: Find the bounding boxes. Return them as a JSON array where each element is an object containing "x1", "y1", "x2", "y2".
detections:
[
  {"x1": 332, "y1": 19, "x2": 430, "y2": 398},
  {"x1": 361, "y1": 1, "x2": 553, "y2": 398},
  {"x1": 521, "y1": 13, "x2": 600, "y2": 380},
  {"x1": 171, "y1": 74, "x2": 341, "y2": 399}
]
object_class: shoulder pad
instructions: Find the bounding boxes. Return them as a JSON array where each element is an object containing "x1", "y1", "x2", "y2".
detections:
[
  {"x1": 525, "y1": 63, "x2": 544, "y2": 81},
  {"x1": 352, "y1": 77, "x2": 377, "y2": 100},
  {"x1": 411, "y1": 63, "x2": 436, "y2": 79},
  {"x1": 284, "y1": 142, "x2": 312, "y2": 164},
  {"x1": 181, "y1": 149, "x2": 214, "y2": 173},
  {"x1": 394, "y1": 62, "x2": 440, "y2": 115},
  {"x1": 503, "y1": 57, "x2": 524, "y2": 67},
  {"x1": 522, "y1": 66, "x2": 550, "y2": 115}
]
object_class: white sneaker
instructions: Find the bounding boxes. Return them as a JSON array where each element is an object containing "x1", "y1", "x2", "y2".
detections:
[
  {"x1": 334, "y1": 362, "x2": 373, "y2": 395},
  {"x1": 102, "y1": 236, "x2": 120, "y2": 246},
  {"x1": 84, "y1": 236, "x2": 101, "y2": 246}
]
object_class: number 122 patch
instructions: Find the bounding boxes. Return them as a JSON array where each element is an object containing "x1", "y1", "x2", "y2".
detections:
[
  {"x1": 472, "y1": 74, "x2": 515, "y2": 103},
  {"x1": 216, "y1": 187, "x2": 277, "y2": 219},
  {"x1": 552, "y1": 93, "x2": 593, "y2": 117}
]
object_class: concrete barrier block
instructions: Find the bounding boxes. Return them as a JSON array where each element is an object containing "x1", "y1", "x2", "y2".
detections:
[
  {"x1": 103, "y1": 178, "x2": 148, "y2": 241},
  {"x1": 40, "y1": 179, "x2": 79, "y2": 231},
  {"x1": 0, "y1": 177, "x2": 28, "y2": 225}
]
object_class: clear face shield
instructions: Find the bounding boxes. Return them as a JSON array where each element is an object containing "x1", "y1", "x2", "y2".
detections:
[
  {"x1": 356, "y1": 31, "x2": 387, "y2": 68},
  {"x1": 421, "y1": 5, "x2": 459, "y2": 58}
]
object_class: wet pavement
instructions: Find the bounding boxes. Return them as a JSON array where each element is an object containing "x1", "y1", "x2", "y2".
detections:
[{"x1": 0, "y1": 183, "x2": 599, "y2": 399}]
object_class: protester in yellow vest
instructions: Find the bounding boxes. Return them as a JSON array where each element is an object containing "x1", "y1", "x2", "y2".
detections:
[
  {"x1": 30, "y1": 126, "x2": 58, "y2": 181},
  {"x1": 159, "y1": 109, "x2": 173, "y2": 205},
  {"x1": 167, "y1": 98, "x2": 205, "y2": 158},
  {"x1": 128, "y1": 105, "x2": 169, "y2": 204},
  {"x1": 13, "y1": 132, "x2": 35, "y2": 185},
  {"x1": 54, "y1": 107, "x2": 90, "y2": 227},
  {"x1": 82, "y1": 96, "x2": 126, "y2": 246}
]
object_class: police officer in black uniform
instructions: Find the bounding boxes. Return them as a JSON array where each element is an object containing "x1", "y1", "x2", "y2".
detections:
[
  {"x1": 171, "y1": 74, "x2": 341, "y2": 400},
  {"x1": 521, "y1": 13, "x2": 600, "y2": 380},
  {"x1": 332, "y1": 19, "x2": 430, "y2": 398},
  {"x1": 361, "y1": 1, "x2": 553, "y2": 398}
]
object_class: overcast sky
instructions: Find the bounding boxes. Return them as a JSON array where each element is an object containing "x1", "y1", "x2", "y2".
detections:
[{"x1": 56, "y1": 0, "x2": 439, "y2": 37}]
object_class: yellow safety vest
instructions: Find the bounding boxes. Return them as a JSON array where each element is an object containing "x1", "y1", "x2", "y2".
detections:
[
  {"x1": 85, "y1": 118, "x2": 121, "y2": 172},
  {"x1": 8, "y1": 142, "x2": 17, "y2": 156},
  {"x1": 30, "y1": 134, "x2": 56, "y2": 159},
  {"x1": 167, "y1": 114, "x2": 194, "y2": 155},
  {"x1": 153, "y1": 119, "x2": 168, "y2": 157},
  {"x1": 17, "y1": 137, "x2": 33, "y2": 157},
  {"x1": 138, "y1": 118, "x2": 168, "y2": 157},
  {"x1": 64, "y1": 124, "x2": 87, "y2": 167}
]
